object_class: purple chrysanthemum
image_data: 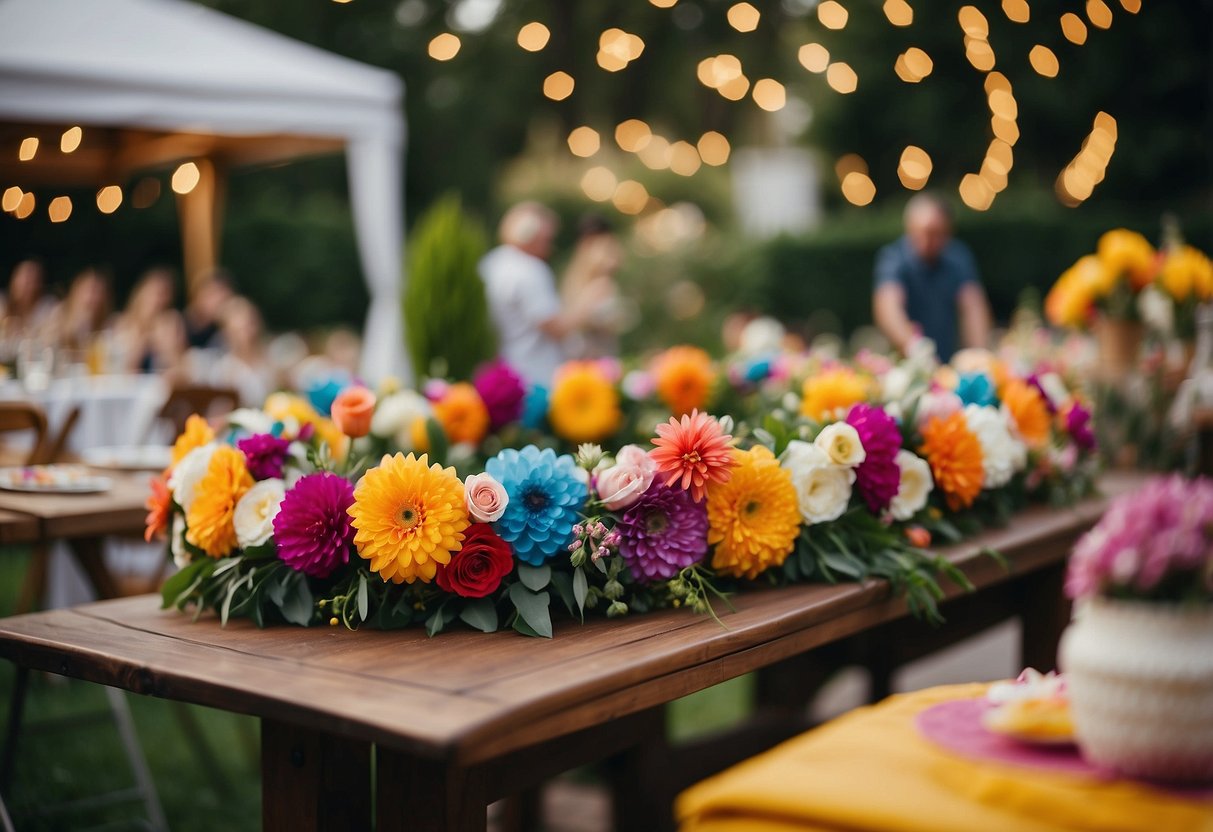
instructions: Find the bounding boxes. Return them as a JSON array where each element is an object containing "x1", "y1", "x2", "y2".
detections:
[
  {"x1": 1065, "y1": 403, "x2": 1096, "y2": 451},
  {"x1": 846, "y1": 403, "x2": 902, "y2": 513},
  {"x1": 473, "y1": 360, "x2": 526, "y2": 430},
  {"x1": 237, "y1": 433, "x2": 292, "y2": 481},
  {"x1": 272, "y1": 472, "x2": 355, "y2": 578},
  {"x1": 615, "y1": 482, "x2": 709, "y2": 582}
]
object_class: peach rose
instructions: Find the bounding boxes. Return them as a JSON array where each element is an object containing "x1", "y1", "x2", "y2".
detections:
[
  {"x1": 464, "y1": 472, "x2": 509, "y2": 523},
  {"x1": 596, "y1": 444, "x2": 657, "y2": 510},
  {"x1": 331, "y1": 386, "x2": 376, "y2": 439}
]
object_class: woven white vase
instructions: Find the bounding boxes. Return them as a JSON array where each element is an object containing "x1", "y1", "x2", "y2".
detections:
[{"x1": 1059, "y1": 597, "x2": 1213, "y2": 782}]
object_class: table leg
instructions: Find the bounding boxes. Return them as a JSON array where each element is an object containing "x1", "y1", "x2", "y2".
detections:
[
  {"x1": 376, "y1": 746, "x2": 486, "y2": 832},
  {"x1": 260, "y1": 719, "x2": 371, "y2": 832},
  {"x1": 1018, "y1": 562, "x2": 1071, "y2": 673},
  {"x1": 66, "y1": 537, "x2": 121, "y2": 600}
]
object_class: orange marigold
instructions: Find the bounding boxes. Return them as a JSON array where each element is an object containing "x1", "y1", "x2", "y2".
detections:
[
  {"x1": 185, "y1": 446, "x2": 253, "y2": 558},
  {"x1": 800, "y1": 367, "x2": 869, "y2": 421},
  {"x1": 1001, "y1": 379, "x2": 1050, "y2": 449},
  {"x1": 171, "y1": 414, "x2": 214, "y2": 465},
  {"x1": 433, "y1": 382, "x2": 491, "y2": 445},
  {"x1": 652, "y1": 346, "x2": 716, "y2": 417},
  {"x1": 144, "y1": 475, "x2": 172, "y2": 543},
  {"x1": 919, "y1": 412, "x2": 984, "y2": 511},
  {"x1": 707, "y1": 446, "x2": 801, "y2": 580}
]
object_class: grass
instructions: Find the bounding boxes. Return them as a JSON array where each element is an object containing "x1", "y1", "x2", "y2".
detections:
[{"x1": 0, "y1": 548, "x2": 752, "y2": 830}]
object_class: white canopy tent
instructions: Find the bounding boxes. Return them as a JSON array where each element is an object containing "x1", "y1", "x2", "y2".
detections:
[{"x1": 0, "y1": 0, "x2": 410, "y2": 383}]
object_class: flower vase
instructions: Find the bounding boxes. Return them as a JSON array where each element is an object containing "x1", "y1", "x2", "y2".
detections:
[
  {"x1": 1093, "y1": 318, "x2": 1144, "y2": 383},
  {"x1": 1059, "y1": 598, "x2": 1213, "y2": 782}
]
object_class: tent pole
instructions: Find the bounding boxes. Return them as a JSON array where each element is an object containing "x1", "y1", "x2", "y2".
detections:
[{"x1": 177, "y1": 157, "x2": 227, "y2": 300}]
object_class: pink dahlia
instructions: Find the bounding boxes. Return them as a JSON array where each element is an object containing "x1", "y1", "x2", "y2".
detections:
[
  {"x1": 615, "y1": 482, "x2": 709, "y2": 581},
  {"x1": 473, "y1": 360, "x2": 526, "y2": 430},
  {"x1": 846, "y1": 403, "x2": 902, "y2": 513},
  {"x1": 272, "y1": 472, "x2": 356, "y2": 578},
  {"x1": 237, "y1": 433, "x2": 292, "y2": 481}
]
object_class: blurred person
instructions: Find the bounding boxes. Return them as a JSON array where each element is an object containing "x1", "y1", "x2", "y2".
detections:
[
  {"x1": 47, "y1": 267, "x2": 113, "y2": 353},
  {"x1": 1, "y1": 259, "x2": 57, "y2": 340},
  {"x1": 324, "y1": 328, "x2": 363, "y2": 377},
  {"x1": 479, "y1": 202, "x2": 602, "y2": 386},
  {"x1": 561, "y1": 214, "x2": 626, "y2": 360},
  {"x1": 184, "y1": 270, "x2": 234, "y2": 350},
  {"x1": 114, "y1": 267, "x2": 175, "y2": 373},
  {"x1": 873, "y1": 193, "x2": 992, "y2": 362},
  {"x1": 210, "y1": 296, "x2": 275, "y2": 406},
  {"x1": 145, "y1": 309, "x2": 196, "y2": 386}
]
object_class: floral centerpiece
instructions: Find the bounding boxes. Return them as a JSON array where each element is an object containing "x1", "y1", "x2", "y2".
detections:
[
  {"x1": 1059, "y1": 475, "x2": 1213, "y2": 782},
  {"x1": 150, "y1": 345, "x2": 1099, "y2": 639}
]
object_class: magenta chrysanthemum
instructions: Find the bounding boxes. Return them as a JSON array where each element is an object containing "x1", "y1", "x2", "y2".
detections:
[
  {"x1": 473, "y1": 360, "x2": 526, "y2": 430},
  {"x1": 272, "y1": 472, "x2": 355, "y2": 578},
  {"x1": 237, "y1": 433, "x2": 291, "y2": 481},
  {"x1": 846, "y1": 403, "x2": 902, "y2": 513},
  {"x1": 615, "y1": 482, "x2": 709, "y2": 581}
]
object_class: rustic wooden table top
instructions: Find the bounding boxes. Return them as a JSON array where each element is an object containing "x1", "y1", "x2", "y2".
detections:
[
  {"x1": 0, "y1": 469, "x2": 150, "y2": 539},
  {"x1": 0, "y1": 509, "x2": 39, "y2": 545},
  {"x1": 0, "y1": 473, "x2": 1145, "y2": 769}
]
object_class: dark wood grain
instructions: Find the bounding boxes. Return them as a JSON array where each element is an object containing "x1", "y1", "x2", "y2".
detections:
[
  {"x1": 0, "y1": 509, "x2": 38, "y2": 545},
  {"x1": 261, "y1": 720, "x2": 370, "y2": 832}
]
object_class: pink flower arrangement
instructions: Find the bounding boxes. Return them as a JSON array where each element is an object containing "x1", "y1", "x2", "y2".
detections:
[
  {"x1": 846, "y1": 403, "x2": 902, "y2": 513},
  {"x1": 472, "y1": 360, "x2": 526, "y2": 430},
  {"x1": 1066, "y1": 475, "x2": 1213, "y2": 602}
]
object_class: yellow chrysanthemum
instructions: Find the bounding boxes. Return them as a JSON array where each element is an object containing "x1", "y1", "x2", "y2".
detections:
[
  {"x1": 653, "y1": 345, "x2": 716, "y2": 416},
  {"x1": 800, "y1": 367, "x2": 869, "y2": 421},
  {"x1": 1045, "y1": 255, "x2": 1107, "y2": 328},
  {"x1": 1160, "y1": 246, "x2": 1213, "y2": 302},
  {"x1": 549, "y1": 362, "x2": 622, "y2": 443},
  {"x1": 433, "y1": 382, "x2": 490, "y2": 445},
  {"x1": 185, "y1": 445, "x2": 253, "y2": 558},
  {"x1": 348, "y1": 453, "x2": 469, "y2": 584},
  {"x1": 1001, "y1": 379, "x2": 1051, "y2": 449},
  {"x1": 263, "y1": 392, "x2": 321, "y2": 426},
  {"x1": 707, "y1": 446, "x2": 801, "y2": 580},
  {"x1": 171, "y1": 414, "x2": 215, "y2": 465},
  {"x1": 1097, "y1": 228, "x2": 1156, "y2": 290}
]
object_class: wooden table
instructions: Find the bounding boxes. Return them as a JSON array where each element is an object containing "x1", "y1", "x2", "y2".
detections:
[{"x1": 0, "y1": 475, "x2": 1143, "y2": 832}]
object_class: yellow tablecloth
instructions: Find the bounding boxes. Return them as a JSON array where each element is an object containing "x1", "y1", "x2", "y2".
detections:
[{"x1": 677, "y1": 683, "x2": 1213, "y2": 832}]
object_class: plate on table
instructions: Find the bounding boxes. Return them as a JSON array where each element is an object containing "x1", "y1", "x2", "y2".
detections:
[
  {"x1": 0, "y1": 465, "x2": 113, "y2": 494},
  {"x1": 80, "y1": 445, "x2": 172, "y2": 472}
]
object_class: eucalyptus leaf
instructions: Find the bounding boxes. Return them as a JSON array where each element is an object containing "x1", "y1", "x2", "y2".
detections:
[
  {"x1": 357, "y1": 573, "x2": 369, "y2": 621},
  {"x1": 512, "y1": 616, "x2": 543, "y2": 637},
  {"x1": 507, "y1": 583, "x2": 552, "y2": 638},
  {"x1": 517, "y1": 563, "x2": 551, "y2": 592},
  {"x1": 458, "y1": 598, "x2": 498, "y2": 633},
  {"x1": 159, "y1": 559, "x2": 214, "y2": 609},
  {"x1": 280, "y1": 574, "x2": 315, "y2": 626},
  {"x1": 425, "y1": 603, "x2": 457, "y2": 637},
  {"x1": 572, "y1": 567, "x2": 588, "y2": 618},
  {"x1": 549, "y1": 571, "x2": 575, "y2": 617}
]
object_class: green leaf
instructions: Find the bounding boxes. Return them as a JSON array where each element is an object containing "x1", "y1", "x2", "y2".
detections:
[
  {"x1": 357, "y1": 573, "x2": 369, "y2": 621},
  {"x1": 280, "y1": 573, "x2": 315, "y2": 626},
  {"x1": 425, "y1": 602, "x2": 457, "y2": 637},
  {"x1": 425, "y1": 417, "x2": 449, "y2": 466},
  {"x1": 572, "y1": 567, "x2": 588, "y2": 618},
  {"x1": 549, "y1": 571, "x2": 576, "y2": 617},
  {"x1": 508, "y1": 583, "x2": 552, "y2": 638},
  {"x1": 458, "y1": 598, "x2": 498, "y2": 633},
  {"x1": 821, "y1": 550, "x2": 866, "y2": 580},
  {"x1": 512, "y1": 615, "x2": 543, "y2": 637},
  {"x1": 517, "y1": 563, "x2": 551, "y2": 592},
  {"x1": 159, "y1": 558, "x2": 214, "y2": 609},
  {"x1": 212, "y1": 556, "x2": 244, "y2": 578},
  {"x1": 242, "y1": 541, "x2": 277, "y2": 561}
]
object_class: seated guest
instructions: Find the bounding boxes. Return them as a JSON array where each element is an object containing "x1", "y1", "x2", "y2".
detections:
[
  {"x1": 561, "y1": 214, "x2": 626, "y2": 361},
  {"x1": 114, "y1": 267, "x2": 175, "y2": 373},
  {"x1": 46, "y1": 267, "x2": 113, "y2": 355},
  {"x1": 0, "y1": 259, "x2": 57, "y2": 341},
  {"x1": 209, "y1": 296, "x2": 275, "y2": 406},
  {"x1": 146, "y1": 309, "x2": 197, "y2": 387},
  {"x1": 184, "y1": 269, "x2": 234, "y2": 350}
]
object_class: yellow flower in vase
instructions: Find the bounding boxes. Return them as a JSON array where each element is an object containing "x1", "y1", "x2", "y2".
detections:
[{"x1": 1097, "y1": 228, "x2": 1156, "y2": 291}]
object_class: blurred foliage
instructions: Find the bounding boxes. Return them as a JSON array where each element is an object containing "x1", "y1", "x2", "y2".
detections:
[{"x1": 404, "y1": 194, "x2": 495, "y2": 378}]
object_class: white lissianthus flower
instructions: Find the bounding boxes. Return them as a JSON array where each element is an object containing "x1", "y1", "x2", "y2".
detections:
[
  {"x1": 890, "y1": 450, "x2": 933, "y2": 521},
  {"x1": 370, "y1": 390, "x2": 433, "y2": 449},
  {"x1": 963, "y1": 404, "x2": 1027, "y2": 489},
  {"x1": 814, "y1": 422, "x2": 867, "y2": 467},
  {"x1": 234, "y1": 478, "x2": 287, "y2": 549},
  {"x1": 781, "y1": 440, "x2": 855, "y2": 525}
]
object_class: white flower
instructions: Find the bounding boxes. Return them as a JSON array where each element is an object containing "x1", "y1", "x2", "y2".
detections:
[
  {"x1": 738, "y1": 316, "x2": 786, "y2": 356},
  {"x1": 1036, "y1": 372, "x2": 1071, "y2": 412},
  {"x1": 234, "y1": 479, "x2": 286, "y2": 549},
  {"x1": 781, "y1": 440, "x2": 855, "y2": 525},
  {"x1": 881, "y1": 365, "x2": 914, "y2": 402},
  {"x1": 814, "y1": 422, "x2": 867, "y2": 467},
  {"x1": 226, "y1": 408, "x2": 275, "y2": 436},
  {"x1": 890, "y1": 450, "x2": 933, "y2": 521},
  {"x1": 464, "y1": 472, "x2": 510, "y2": 523},
  {"x1": 168, "y1": 443, "x2": 217, "y2": 513},
  {"x1": 370, "y1": 390, "x2": 432, "y2": 449},
  {"x1": 964, "y1": 404, "x2": 1027, "y2": 489},
  {"x1": 170, "y1": 515, "x2": 190, "y2": 569}
]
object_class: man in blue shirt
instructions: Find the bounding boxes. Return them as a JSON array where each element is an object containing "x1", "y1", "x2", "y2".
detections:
[{"x1": 873, "y1": 193, "x2": 992, "y2": 361}]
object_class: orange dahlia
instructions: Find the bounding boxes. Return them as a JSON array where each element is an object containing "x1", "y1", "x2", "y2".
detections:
[
  {"x1": 185, "y1": 446, "x2": 253, "y2": 558},
  {"x1": 652, "y1": 346, "x2": 716, "y2": 417},
  {"x1": 348, "y1": 453, "x2": 469, "y2": 584},
  {"x1": 650, "y1": 409, "x2": 736, "y2": 503},
  {"x1": 1001, "y1": 379, "x2": 1050, "y2": 449},
  {"x1": 171, "y1": 414, "x2": 214, "y2": 466},
  {"x1": 800, "y1": 367, "x2": 869, "y2": 421},
  {"x1": 919, "y1": 412, "x2": 984, "y2": 511},
  {"x1": 144, "y1": 475, "x2": 172, "y2": 543},
  {"x1": 548, "y1": 362, "x2": 622, "y2": 443},
  {"x1": 433, "y1": 382, "x2": 490, "y2": 445},
  {"x1": 707, "y1": 446, "x2": 801, "y2": 580}
]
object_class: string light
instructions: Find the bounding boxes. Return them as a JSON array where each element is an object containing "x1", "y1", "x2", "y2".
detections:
[
  {"x1": 697, "y1": 132, "x2": 730, "y2": 166},
  {"x1": 60, "y1": 126, "x2": 83, "y2": 154},
  {"x1": 798, "y1": 43, "x2": 830, "y2": 73},
  {"x1": 1119, "y1": 0, "x2": 1140, "y2": 13},
  {"x1": 1060, "y1": 13, "x2": 1088, "y2": 44},
  {"x1": 567, "y1": 126, "x2": 600, "y2": 157},
  {"x1": 598, "y1": 28, "x2": 644, "y2": 72},
  {"x1": 612, "y1": 179, "x2": 649, "y2": 215},
  {"x1": 883, "y1": 0, "x2": 913, "y2": 27},
  {"x1": 834, "y1": 153, "x2": 868, "y2": 180},
  {"x1": 817, "y1": 1, "x2": 849, "y2": 30},
  {"x1": 825, "y1": 62, "x2": 858, "y2": 94},
  {"x1": 649, "y1": 0, "x2": 678, "y2": 7},
  {"x1": 1, "y1": 187, "x2": 20, "y2": 212},
  {"x1": 840, "y1": 172, "x2": 875, "y2": 206},
  {"x1": 959, "y1": 173, "x2": 994, "y2": 210},
  {"x1": 18, "y1": 137, "x2": 37, "y2": 162},
  {"x1": 517, "y1": 22, "x2": 550, "y2": 52},
  {"x1": 965, "y1": 36, "x2": 996, "y2": 71},
  {"x1": 669, "y1": 141, "x2": 702, "y2": 176},
  {"x1": 957, "y1": 6, "x2": 989, "y2": 38},
  {"x1": 1001, "y1": 0, "x2": 1030, "y2": 24},
  {"x1": 1086, "y1": 0, "x2": 1113, "y2": 29},
  {"x1": 1055, "y1": 112, "x2": 1116, "y2": 206},
  {"x1": 988, "y1": 89, "x2": 1017, "y2": 120},
  {"x1": 427, "y1": 33, "x2": 461, "y2": 61},
  {"x1": 172, "y1": 162, "x2": 201, "y2": 195},
  {"x1": 991, "y1": 115, "x2": 1020, "y2": 145},
  {"x1": 727, "y1": 2, "x2": 760, "y2": 32},
  {"x1": 543, "y1": 71, "x2": 575, "y2": 100},
  {"x1": 752, "y1": 78, "x2": 786, "y2": 111},
  {"x1": 638, "y1": 135, "x2": 673, "y2": 169},
  {"x1": 984, "y1": 71, "x2": 1011, "y2": 95},
  {"x1": 897, "y1": 145, "x2": 932, "y2": 190},
  {"x1": 14, "y1": 192, "x2": 34, "y2": 219},
  {"x1": 717, "y1": 74, "x2": 750, "y2": 100},
  {"x1": 581, "y1": 167, "x2": 617, "y2": 202},
  {"x1": 1029, "y1": 45, "x2": 1059, "y2": 77},
  {"x1": 985, "y1": 139, "x2": 1014, "y2": 175},
  {"x1": 96, "y1": 185, "x2": 123, "y2": 214},
  {"x1": 615, "y1": 119, "x2": 652, "y2": 152},
  {"x1": 48, "y1": 196, "x2": 73, "y2": 223},
  {"x1": 897, "y1": 47, "x2": 933, "y2": 82}
]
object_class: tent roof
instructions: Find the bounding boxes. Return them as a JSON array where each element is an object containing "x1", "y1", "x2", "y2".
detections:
[{"x1": 0, "y1": 0, "x2": 404, "y2": 144}]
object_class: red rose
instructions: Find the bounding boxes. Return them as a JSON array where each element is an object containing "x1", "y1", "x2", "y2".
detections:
[{"x1": 435, "y1": 523, "x2": 513, "y2": 598}]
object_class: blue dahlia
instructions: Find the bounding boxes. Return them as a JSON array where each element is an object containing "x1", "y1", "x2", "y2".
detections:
[
  {"x1": 521, "y1": 385, "x2": 550, "y2": 430},
  {"x1": 486, "y1": 445, "x2": 587, "y2": 565},
  {"x1": 955, "y1": 372, "x2": 998, "y2": 408}
]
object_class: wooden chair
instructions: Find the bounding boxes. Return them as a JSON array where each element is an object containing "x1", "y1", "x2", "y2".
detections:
[
  {"x1": 155, "y1": 385, "x2": 239, "y2": 437},
  {"x1": 0, "y1": 403, "x2": 47, "y2": 468}
]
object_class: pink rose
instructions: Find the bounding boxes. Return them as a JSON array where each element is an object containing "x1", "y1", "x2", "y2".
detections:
[
  {"x1": 596, "y1": 444, "x2": 657, "y2": 510},
  {"x1": 464, "y1": 472, "x2": 509, "y2": 523}
]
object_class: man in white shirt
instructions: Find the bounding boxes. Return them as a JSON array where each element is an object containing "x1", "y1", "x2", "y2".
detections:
[{"x1": 479, "y1": 202, "x2": 584, "y2": 386}]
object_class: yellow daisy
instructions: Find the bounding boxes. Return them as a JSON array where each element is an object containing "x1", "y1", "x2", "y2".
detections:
[
  {"x1": 171, "y1": 414, "x2": 215, "y2": 466},
  {"x1": 548, "y1": 362, "x2": 622, "y2": 443},
  {"x1": 708, "y1": 446, "x2": 801, "y2": 580},
  {"x1": 348, "y1": 453, "x2": 469, "y2": 584},
  {"x1": 185, "y1": 445, "x2": 253, "y2": 558},
  {"x1": 800, "y1": 367, "x2": 870, "y2": 421}
]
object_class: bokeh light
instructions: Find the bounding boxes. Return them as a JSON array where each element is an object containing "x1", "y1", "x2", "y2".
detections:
[
  {"x1": 18, "y1": 137, "x2": 37, "y2": 161},
  {"x1": 897, "y1": 145, "x2": 932, "y2": 190},
  {"x1": 841, "y1": 172, "x2": 876, "y2": 206},
  {"x1": 1086, "y1": 0, "x2": 1113, "y2": 29},
  {"x1": 48, "y1": 196, "x2": 73, "y2": 223},
  {"x1": 727, "y1": 2, "x2": 760, "y2": 33},
  {"x1": 798, "y1": 43, "x2": 829, "y2": 73},
  {"x1": 717, "y1": 73, "x2": 750, "y2": 100},
  {"x1": 752, "y1": 78, "x2": 786, "y2": 111},
  {"x1": 697, "y1": 131, "x2": 731, "y2": 166},
  {"x1": 543, "y1": 71, "x2": 575, "y2": 100},
  {"x1": 1061, "y1": 13, "x2": 1089, "y2": 44},
  {"x1": 171, "y1": 162, "x2": 201, "y2": 195},
  {"x1": 612, "y1": 179, "x2": 650, "y2": 215},
  {"x1": 60, "y1": 126, "x2": 83, "y2": 154},
  {"x1": 1029, "y1": 45, "x2": 1059, "y2": 77},
  {"x1": 567, "y1": 126, "x2": 600, "y2": 157},
  {"x1": 427, "y1": 33, "x2": 461, "y2": 61},
  {"x1": 959, "y1": 173, "x2": 994, "y2": 210},
  {"x1": 1, "y1": 187, "x2": 21, "y2": 212},
  {"x1": 1002, "y1": 0, "x2": 1030, "y2": 24},
  {"x1": 581, "y1": 166, "x2": 617, "y2": 201},
  {"x1": 14, "y1": 192, "x2": 34, "y2": 219},
  {"x1": 615, "y1": 119, "x2": 652, "y2": 152},
  {"x1": 957, "y1": 6, "x2": 989, "y2": 38},
  {"x1": 965, "y1": 37, "x2": 996, "y2": 71},
  {"x1": 825, "y1": 62, "x2": 858, "y2": 94},
  {"x1": 638, "y1": 135, "x2": 673, "y2": 169},
  {"x1": 96, "y1": 185, "x2": 123, "y2": 214},
  {"x1": 883, "y1": 0, "x2": 913, "y2": 27},
  {"x1": 817, "y1": 1, "x2": 849, "y2": 30},
  {"x1": 669, "y1": 141, "x2": 702, "y2": 176},
  {"x1": 517, "y1": 22, "x2": 550, "y2": 52}
]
